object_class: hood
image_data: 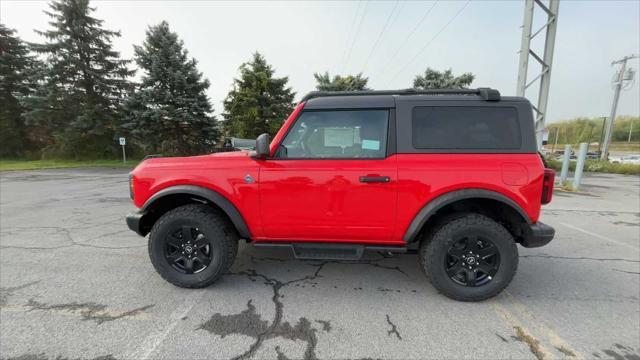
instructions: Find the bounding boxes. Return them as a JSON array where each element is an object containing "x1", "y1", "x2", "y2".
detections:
[
  {"x1": 133, "y1": 150, "x2": 252, "y2": 173},
  {"x1": 143, "y1": 150, "x2": 249, "y2": 163}
]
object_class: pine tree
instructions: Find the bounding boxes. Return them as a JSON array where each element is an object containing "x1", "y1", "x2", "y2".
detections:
[
  {"x1": 413, "y1": 68, "x2": 474, "y2": 89},
  {"x1": 0, "y1": 25, "x2": 41, "y2": 157},
  {"x1": 27, "y1": 0, "x2": 133, "y2": 158},
  {"x1": 223, "y1": 52, "x2": 295, "y2": 138},
  {"x1": 313, "y1": 72, "x2": 369, "y2": 91},
  {"x1": 123, "y1": 21, "x2": 217, "y2": 156}
]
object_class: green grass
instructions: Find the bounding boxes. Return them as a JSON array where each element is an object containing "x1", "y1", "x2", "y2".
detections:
[
  {"x1": 546, "y1": 142, "x2": 640, "y2": 153},
  {"x1": 545, "y1": 157, "x2": 640, "y2": 175},
  {"x1": 609, "y1": 142, "x2": 640, "y2": 152},
  {"x1": 560, "y1": 180, "x2": 577, "y2": 192},
  {"x1": 0, "y1": 159, "x2": 138, "y2": 171}
]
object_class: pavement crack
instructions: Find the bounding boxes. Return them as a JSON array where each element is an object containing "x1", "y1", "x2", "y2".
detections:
[
  {"x1": 201, "y1": 265, "x2": 333, "y2": 360},
  {"x1": 385, "y1": 314, "x2": 402, "y2": 340},
  {"x1": 599, "y1": 344, "x2": 640, "y2": 360},
  {"x1": 611, "y1": 269, "x2": 640, "y2": 275},
  {"x1": 198, "y1": 299, "x2": 269, "y2": 339},
  {"x1": 249, "y1": 255, "x2": 409, "y2": 277},
  {"x1": 0, "y1": 354, "x2": 116, "y2": 360},
  {"x1": 199, "y1": 257, "x2": 407, "y2": 359},
  {"x1": 0, "y1": 281, "x2": 40, "y2": 307},
  {"x1": 275, "y1": 346, "x2": 291, "y2": 360},
  {"x1": 314, "y1": 320, "x2": 331, "y2": 332},
  {"x1": 25, "y1": 299, "x2": 154, "y2": 325},
  {"x1": 0, "y1": 226, "x2": 144, "y2": 251},
  {"x1": 520, "y1": 254, "x2": 639, "y2": 264},
  {"x1": 512, "y1": 326, "x2": 545, "y2": 360}
]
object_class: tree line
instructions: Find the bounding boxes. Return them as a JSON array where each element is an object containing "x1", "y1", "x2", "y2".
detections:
[
  {"x1": 547, "y1": 116, "x2": 639, "y2": 146},
  {"x1": 1, "y1": 0, "x2": 474, "y2": 159}
]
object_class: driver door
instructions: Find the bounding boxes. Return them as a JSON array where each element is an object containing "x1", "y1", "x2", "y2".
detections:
[{"x1": 259, "y1": 109, "x2": 397, "y2": 242}]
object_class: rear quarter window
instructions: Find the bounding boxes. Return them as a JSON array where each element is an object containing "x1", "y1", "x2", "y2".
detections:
[{"x1": 412, "y1": 106, "x2": 521, "y2": 149}]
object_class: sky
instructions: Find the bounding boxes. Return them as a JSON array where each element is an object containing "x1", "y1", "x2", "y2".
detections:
[{"x1": 1, "y1": 0, "x2": 639, "y2": 124}]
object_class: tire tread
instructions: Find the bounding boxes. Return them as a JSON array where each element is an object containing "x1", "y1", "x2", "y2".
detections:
[
  {"x1": 148, "y1": 204, "x2": 238, "y2": 288},
  {"x1": 420, "y1": 213, "x2": 518, "y2": 301}
]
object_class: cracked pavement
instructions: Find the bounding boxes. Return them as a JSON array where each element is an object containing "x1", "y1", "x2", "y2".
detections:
[{"x1": 1, "y1": 169, "x2": 639, "y2": 359}]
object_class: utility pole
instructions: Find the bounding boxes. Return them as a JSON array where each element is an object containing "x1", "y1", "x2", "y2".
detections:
[
  {"x1": 516, "y1": 0, "x2": 560, "y2": 150},
  {"x1": 598, "y1": 117, "x2": 606, "y2": 154},
  {"x1": 601, "y1": 54, "x2": 638, "y2": 160},
  {"x1": 629, "y1": 121, "x2": 633, "y2": 143}
]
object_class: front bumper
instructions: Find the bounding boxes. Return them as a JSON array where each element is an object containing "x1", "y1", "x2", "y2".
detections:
[
  {"x1": 126, "y1": 211, "x2": 147, "y2": 237},
  {"x1": 520, "y1": 221, "x2": 555, "y2": 248}
]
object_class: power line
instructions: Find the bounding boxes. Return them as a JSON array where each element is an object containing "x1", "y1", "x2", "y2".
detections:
[
  {"x1": 341, "y1": 0, "x2": 369, "y2": 74},
  {"x1": 336, "y1": 0, "x2": 363, "y2": 73},
  {"x1": 388, "y1": 1, "x2": 405, "y2": 30},
  {"x1": 378, "y1": 1, "x2": 439, "y2": 74},
  {"x1": 361, "y1": 0, "x2": 401, "y2": 71},
  {"x1": 388, "y1": 0, "x2": 470, "y2": 85}
]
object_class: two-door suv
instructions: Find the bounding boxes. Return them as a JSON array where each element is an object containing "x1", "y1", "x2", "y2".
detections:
[{"x1": 126, "y1": 88, "x2": 555, "y2": 301}]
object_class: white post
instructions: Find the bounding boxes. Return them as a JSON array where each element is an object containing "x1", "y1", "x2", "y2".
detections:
[
  {"x1": 119, "y1": 137, "x2": 127, "y2": 164},
  {"x1": 573, "y1": 142, "x2": 588, "y2": 190},
  {"x1": 560, "y1": 144, "x2": 571, "y2": 184}
]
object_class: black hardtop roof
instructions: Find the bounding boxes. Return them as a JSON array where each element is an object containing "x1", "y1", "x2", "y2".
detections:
[{"x1": 301, "y1": 88, "x2": 501, "y2": 102}]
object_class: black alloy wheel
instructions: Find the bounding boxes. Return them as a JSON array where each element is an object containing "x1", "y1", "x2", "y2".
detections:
[
  {"x1": 445, "y1": 236, "x2": 500, "y2": 287},
  {"x1": 165, "y1": 226, "x2": 212, "y2": 274},
  {"x1": 419, "y1": 213, "x2": 519, "y2": 301},
  {"x1": 148, "y1": 204, "x2": 238, "y2": 288}
]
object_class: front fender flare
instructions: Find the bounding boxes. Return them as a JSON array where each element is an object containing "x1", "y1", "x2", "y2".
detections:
[
  {"x1": 141, "y1": 185, "x2": 251, "y2": 239},
  {"x1": 403, "y1": 188, "x2": 531, "y2": 243}
]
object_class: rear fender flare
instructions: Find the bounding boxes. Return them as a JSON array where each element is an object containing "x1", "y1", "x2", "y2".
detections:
[{"x1": 403, "y1": 188, "x2": 531, "y2": 242}]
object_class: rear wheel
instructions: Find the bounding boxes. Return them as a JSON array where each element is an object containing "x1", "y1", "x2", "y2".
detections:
[
  {"x1": 148, "y1": 204, "x2": 238, "y2": 288},
  {"x1": 420, "y1": 213, "x2": 518, "y2": 301}
]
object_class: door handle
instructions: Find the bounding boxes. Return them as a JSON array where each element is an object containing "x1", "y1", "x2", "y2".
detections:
[{"x1": 359, "y1": 176, "x2": 391, "y2": 183}]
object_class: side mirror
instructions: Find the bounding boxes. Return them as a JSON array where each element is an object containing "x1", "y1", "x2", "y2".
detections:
[{"x1": 253, "y1": 133, "x2": 270, "y2": 160}]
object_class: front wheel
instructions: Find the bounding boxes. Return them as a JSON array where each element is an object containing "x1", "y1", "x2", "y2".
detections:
[
  {"x1": 420, "y1": 213, "x2": 518, "y2": 301},
  {"x1": 148, "y1": 204, "x2": 238, "y2": 288}
]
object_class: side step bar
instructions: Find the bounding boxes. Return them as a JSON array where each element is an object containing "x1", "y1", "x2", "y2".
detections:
[{"x1": 252, "y1": 242, "x2": 407, "y2": 260}]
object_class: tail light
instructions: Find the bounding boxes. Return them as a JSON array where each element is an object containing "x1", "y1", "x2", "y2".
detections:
[{"x1": 541, "y1": 168, "x2": 555, "y2": 205}]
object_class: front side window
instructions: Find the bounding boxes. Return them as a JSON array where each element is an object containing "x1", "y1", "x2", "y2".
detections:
[{"x1": 278, "y1": 110, "x2": 389, "y2": 159}]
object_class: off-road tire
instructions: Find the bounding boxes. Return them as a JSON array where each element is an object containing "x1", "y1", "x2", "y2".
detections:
[
  {"x1": 148, "y1": 204, "x2": 238, "y2": 288},
  {"x1": 420, "y1": 213, "x2": 518, "y2": 301}
]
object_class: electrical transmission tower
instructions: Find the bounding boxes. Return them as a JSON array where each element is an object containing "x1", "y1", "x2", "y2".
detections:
[
  {"x1": 601, "y1": 54, "x2": 638, "y2": 160},
  {"x1": 516, "y1": 0, "x2": 560, "y2": 150}
]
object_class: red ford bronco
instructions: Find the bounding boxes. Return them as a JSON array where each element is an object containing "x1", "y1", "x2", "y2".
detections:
[{"x1": 126, "y1": 88, "x2": 555, "y2": 301}]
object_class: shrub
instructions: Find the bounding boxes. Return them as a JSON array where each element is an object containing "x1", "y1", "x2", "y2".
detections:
[{"x1": 544, "y1": 156, "x2": 640, "y2": 175}]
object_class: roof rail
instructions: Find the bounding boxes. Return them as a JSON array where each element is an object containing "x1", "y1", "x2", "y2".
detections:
[{"x1": 300, "y1": 88, "x2": 501, "y2": 102}]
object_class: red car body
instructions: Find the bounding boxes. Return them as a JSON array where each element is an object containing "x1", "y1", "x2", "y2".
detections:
[{"x1": 129, "y1": 101, "x2": 552, "y2": 247}]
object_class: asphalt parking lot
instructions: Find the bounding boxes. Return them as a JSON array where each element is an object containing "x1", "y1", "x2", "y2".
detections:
[{"x1": 1, "y1": 168, "x2": 639, "y2": 360}]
